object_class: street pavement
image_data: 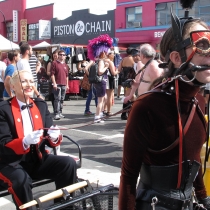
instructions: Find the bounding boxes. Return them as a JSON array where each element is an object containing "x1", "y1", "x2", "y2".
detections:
[{"x1": 0, "y1": 95, "x2": 126, "y2": 209}]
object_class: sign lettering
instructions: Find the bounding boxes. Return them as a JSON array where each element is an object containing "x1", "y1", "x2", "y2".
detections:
[
  {"x1": 20, "y1": 19, "x2": 27, "y2": 42},
  {"x1": 51, "y1": 9, "x2": 114, "y2": 45},
  {"x1": 13, "y1": 10, "x2": 18, "y2": 42},
  {"x1": 154, "y1": 31, "x2": 165, "y2": 38}
]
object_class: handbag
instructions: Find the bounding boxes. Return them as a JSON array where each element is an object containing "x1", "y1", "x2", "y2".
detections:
[
  {"x1": 127, "y1": 67, "x2": 136, "y2": 80},
  {"x1": 120, "y1": 67, "x2": 135, "y2": 82},
  {"x1": 88, "y1": 61, "x2": 103, "y2": 84},
  {"x1": 81, "y1": 73, "x2": 91, "y2": 90}
]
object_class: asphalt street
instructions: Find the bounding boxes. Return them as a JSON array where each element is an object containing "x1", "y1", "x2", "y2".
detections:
[{"x1": 0, "y1": 95, "x2": 126, "y2": 209}]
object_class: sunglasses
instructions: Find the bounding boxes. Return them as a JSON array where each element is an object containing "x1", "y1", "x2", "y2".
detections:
[
  {"x1": 59, "y1": 54, "x2": 66, "y2": 56},
  {"x1": 190, "y1": 30, "x2": 210, "y2": 56}
]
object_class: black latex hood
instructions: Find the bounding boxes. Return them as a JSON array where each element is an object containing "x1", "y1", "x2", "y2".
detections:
[{"x1": 167, "y1": 0, "x2": 197, "y2": 63}]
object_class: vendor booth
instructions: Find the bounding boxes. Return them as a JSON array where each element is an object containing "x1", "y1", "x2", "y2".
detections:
[
  {"x1": 0, "y1": 34, "x2": 20, "y2": 66},
  {"x1": 0, "y1": 34, "x2": 19, "y2": 51},
  {"x1": 33, "y1": 41, "x2": 124, "y2": 100},
  {"x1": 33, "y1": 42, "x2": 87, "y2": 100}
]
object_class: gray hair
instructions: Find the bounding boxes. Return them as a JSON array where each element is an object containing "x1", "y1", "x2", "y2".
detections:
[{"x1": 139, "y1": 44, "x2": 156, "y2": 58}]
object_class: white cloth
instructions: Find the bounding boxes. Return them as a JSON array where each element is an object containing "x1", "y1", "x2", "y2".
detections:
[
  {"x1": 15, "y1": 59, "x2": 31, "y2": 72},
  {"x1": 17, "y1": 99, "x2": 33, "y2": 137},
  {"x1": 206, "y1": 83, "x2": 210, "y2": 90},
  {"x1": 17, "y1": 99, "x2": 34, "y2": 150},
  {"x1": 0, "y1": 61, "x2": 6, "y2": 82}
]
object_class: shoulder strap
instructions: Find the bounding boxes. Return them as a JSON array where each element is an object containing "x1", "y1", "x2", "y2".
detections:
[
  {"x1": 136, "y1": 58, "x2": 153, "y2": 77},
  {"x1": 148, "y1": 97, "x2": 198, "y2": 154}
]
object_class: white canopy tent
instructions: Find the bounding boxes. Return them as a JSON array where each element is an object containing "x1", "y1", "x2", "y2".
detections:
[
  {"x1": 32, "y1": 41, "x2": 50, "y2": 49},
  {"x1": 0, "y1": 34, "x2": 19, "y2": 51}
]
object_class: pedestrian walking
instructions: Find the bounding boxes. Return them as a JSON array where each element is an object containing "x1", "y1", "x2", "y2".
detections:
[{"x1": 87, "y1": 34, "x2": 113, "y2": 123}]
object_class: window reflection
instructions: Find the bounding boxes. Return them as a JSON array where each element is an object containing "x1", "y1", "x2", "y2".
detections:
[
  {"x1": 6, "y1": 22, "x2": 13, "y2": 41},
  {"x1": 156, "y1": 0, "x2": 210, "y2": 26},
  {"x1": 28, "y1": 23, "x2": 39, "y2": 41},
  {"x1": 126, "y1": 6, "x2": 142, "y2": 28}
]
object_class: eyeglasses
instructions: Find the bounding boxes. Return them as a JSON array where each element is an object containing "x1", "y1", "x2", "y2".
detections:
[
  {"x1": 190, "y1": 30, "x2": 210, "y2": 56},
  {"x1": 59, "y1": 54, "x2": 66, "y2": 56}
]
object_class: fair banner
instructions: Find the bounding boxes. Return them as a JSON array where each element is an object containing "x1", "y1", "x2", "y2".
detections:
[
  {"x1": 20, "y1": 19, "x2": 27, "y2": 42},
  {"x1": 13, "y1": 10, "x2": 18, "y2": 42},
  {"x1": 39, "y1": 20, "x2": 51, "y2": 39}
]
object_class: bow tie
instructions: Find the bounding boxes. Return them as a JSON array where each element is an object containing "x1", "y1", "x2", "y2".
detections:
[{"x1": 21, "y1": 103, "x2": 33, "y2": 110}]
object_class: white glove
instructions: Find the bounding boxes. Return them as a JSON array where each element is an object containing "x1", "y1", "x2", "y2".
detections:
[
  {"x1": 47, "y1": 125, "x2": 60, "y2": 141},
  {"x1": 23, "y1": 129, "x2": 43, "y2": 146},
  {"x1": 121, "y1": 96, "x2": 125, "y2": 103}
]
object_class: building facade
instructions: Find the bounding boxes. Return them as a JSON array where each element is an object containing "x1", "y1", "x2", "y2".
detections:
[
  {"x1": 0, "y1": 0, "x2": 53, "y2": 46},
  {"x1": 1, "y1": 0, "x2": 210, "y2": 49},
  {"x1": 115, "y1": 0, "x2": 210, "y2": 49},
  {"x1": 0, "y1": 0, "x2": 115, "y2": 46}
]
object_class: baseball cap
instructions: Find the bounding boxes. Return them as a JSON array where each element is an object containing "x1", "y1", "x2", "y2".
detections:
[{"x1": 131, "y1": 49, "x2": 139, "y2": 56}]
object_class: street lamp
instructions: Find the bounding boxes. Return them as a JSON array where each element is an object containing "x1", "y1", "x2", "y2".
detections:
[
  {"x1": 0, "y1": 10, "x2": 6, "y2": 23},
  {"x1": 0, "y1": 9, "x2": 6, "y2": 34}
]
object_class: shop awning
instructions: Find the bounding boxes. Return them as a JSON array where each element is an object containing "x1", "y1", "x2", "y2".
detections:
[{"x1": 32, "y1": 41, "x2": 51, "y2": 49}]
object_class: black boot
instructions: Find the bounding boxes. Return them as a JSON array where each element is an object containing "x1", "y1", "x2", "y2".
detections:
[{"x1": 121, "y1": 103, "x2": 128, "y2": 120}]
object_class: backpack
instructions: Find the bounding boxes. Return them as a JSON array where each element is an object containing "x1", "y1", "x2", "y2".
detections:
[{"x1": 88, "y1": 61, "x2": 103, "y2": 84}]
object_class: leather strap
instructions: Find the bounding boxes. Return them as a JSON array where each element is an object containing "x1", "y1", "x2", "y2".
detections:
[
  {"x1": 135, "y1": 58, "x2": 153, "y2": 78},
  {"x1": 136, "y1": 187, "x2": 191, "y2": 210},
  {"x1": 148, "y1": 97, "x2": 198, "y2": 154}
]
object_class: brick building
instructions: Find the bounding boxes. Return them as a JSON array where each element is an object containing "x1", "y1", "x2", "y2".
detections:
[
  {"x1": 115, "y1": 0, "x2": 210, "y2": 49},
  {"x1": 0, "y1": 0, "x2": 53, "y2": 46}
]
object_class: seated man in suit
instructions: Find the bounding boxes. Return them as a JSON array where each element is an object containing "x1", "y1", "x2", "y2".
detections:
[{"x1": 0, "y1": 70, "x2": 76, "y2": 209}]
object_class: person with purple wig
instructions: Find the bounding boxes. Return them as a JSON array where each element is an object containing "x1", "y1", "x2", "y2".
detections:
[{"x1": 87, "y1": 34, "x2": 113, "y2": 123}]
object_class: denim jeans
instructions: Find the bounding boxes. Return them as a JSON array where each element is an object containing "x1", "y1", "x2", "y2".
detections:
[
  {"x1": 85, "y1": 84, "x2": 98, "y2": 112},
  {"x1": 53, "y1": 85, "x2": 66, "y2": 115}
]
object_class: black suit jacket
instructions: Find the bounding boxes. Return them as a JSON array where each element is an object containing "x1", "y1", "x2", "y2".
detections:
[{"x1": 0, "y1": 97, "x2": 53, "y2": 164}]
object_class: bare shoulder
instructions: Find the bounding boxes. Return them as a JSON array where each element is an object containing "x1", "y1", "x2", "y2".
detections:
[
  {"x1": 137, "y1": 61, "x2": 144, "y2": 68},
  {"x1": 47, "y1": 62, "x2": 52, "y2": 67},
  {"x1": 150, "y1": 61, "x2": 164, "y2": 73}
]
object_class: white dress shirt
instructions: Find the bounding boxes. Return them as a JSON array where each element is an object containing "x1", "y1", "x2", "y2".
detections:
[{"x1": 17, "y1": 99, "x2": 33, "y2": 137}]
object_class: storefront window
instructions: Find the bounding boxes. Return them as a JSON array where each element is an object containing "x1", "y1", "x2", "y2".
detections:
[
  {"x1": 156, "y1": 0, "x2": 210, "y2": 25},
  {"x1": 28, "y1": 23, "x2": 39, "y2": 40},
  {"x1": 6, "y1": 22, "x2": 13, "y2": 41},
  {"x1": 199, "y1": 0, "x2": 210, "y2": 22},
  {"x1": 155, "y1": 2, "x2": 176, "y2": 25},
  {"x1": 126, "y1": 6, "x2": 142, "y2": 28}
]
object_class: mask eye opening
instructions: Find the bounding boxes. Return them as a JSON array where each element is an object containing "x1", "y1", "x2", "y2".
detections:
[{"x1": 190, "y1": 30, "x2": 210, "y2": 56}]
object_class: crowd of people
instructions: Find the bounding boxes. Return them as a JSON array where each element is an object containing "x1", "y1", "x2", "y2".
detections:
[
  {"x1": 0, "y1": 39, "x2": 164, "y2": 124},
  {"x1": 0, "y1": 45, "x2": 133, "y2": 122}
]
